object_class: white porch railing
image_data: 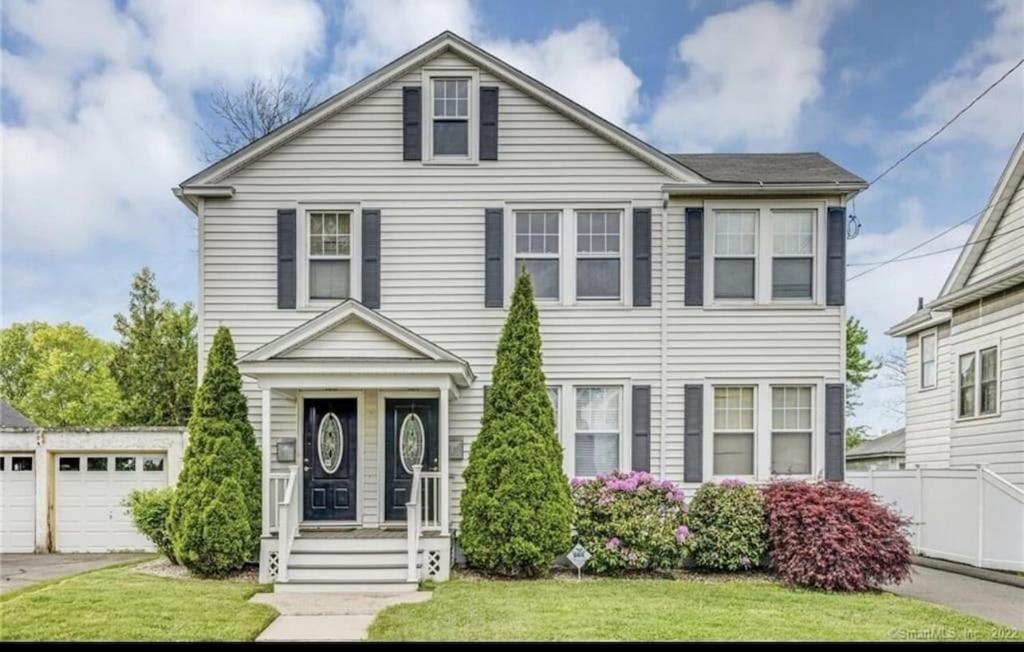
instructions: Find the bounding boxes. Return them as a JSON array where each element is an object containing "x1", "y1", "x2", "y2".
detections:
[
  {"x1": 419, "y1": 471, "x2": 442, "y2": 531},
  {"x1": 276, "y1": 465, "x2": 300, "y2": 582},
  {"x1": 405, "y1": 467, "x2": 443, "y2": 582},
  {"x1": 267, "y1": 471, "x2": 290, "y2": 532},
  {"x1": 847, "y1": 465, "x2": 1024, "y2": 572}
]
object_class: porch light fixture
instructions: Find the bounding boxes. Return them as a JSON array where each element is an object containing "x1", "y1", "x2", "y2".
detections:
[{"x1": 276, "y1": 440, "x2": 296, "y2": 464}]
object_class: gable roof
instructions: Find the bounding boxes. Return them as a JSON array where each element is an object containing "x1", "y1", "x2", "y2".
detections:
[
  {"x1": 0, "y1": 400, "x2": 35, "y2": 429},
  {"x1": 846, "y1": 429, "x2": 905, "y2": 460},
  {"x1": 940, "y1": 134, "x2": 1024, "y2": 296},
  {"x1": 669, "y1": 152, "x2": 865, "y2": 185},
  {"x1": 178, "y1": 31, "x2": 701, "y2": 199}
]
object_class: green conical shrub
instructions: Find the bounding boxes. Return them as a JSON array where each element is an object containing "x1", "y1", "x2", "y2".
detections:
[
  {"x1": 460, "y1": 272, "x2": 572, "y2": 576},
  {"x1": 168, "y1": 327, "x2": 260, "y2": 575}
]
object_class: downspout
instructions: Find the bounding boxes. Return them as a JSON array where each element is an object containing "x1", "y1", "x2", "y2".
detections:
[{"x1": 660, "y1": 190, "x2": 669, "y2": 480}]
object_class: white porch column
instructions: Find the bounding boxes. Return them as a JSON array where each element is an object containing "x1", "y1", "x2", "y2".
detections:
[
  {"x1": 439, "y1": 384, "x2": 450, "y2": 535},
  {"x1": 261, "y1": 387, "x2": 272, "y2": 537}
]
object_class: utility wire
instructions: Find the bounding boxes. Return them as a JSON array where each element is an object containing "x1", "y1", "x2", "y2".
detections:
[
  {"x1": 866, "y1": 57, "x2": 1024, "y2": 188},
  {"x1": 847, "y1": 221, "x2": 1024, "y2": 267}
]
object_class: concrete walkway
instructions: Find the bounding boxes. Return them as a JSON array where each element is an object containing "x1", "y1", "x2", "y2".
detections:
[
  {"x1": 0, "y1": 553, "x2": 150, "y2": 595},
  {"x1": 252, "y1": 591, "x2": 433, "y2": 641},
  {"x1": 886, "y1": 565, "x2": 1024, "y2": 630}
]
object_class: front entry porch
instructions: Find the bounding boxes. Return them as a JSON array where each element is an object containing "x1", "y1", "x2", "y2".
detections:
[{"x1": 237, "y1": 301, "x2": 474, "y2": 590}]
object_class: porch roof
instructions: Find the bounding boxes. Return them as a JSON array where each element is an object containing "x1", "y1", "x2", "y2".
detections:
[{"x1": 237, "y1": 300, "x2": 475, "y2": 390}]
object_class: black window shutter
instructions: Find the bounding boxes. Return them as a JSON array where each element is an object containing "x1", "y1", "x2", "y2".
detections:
[
  {"x1": 484, "y1": 208, "x2": 504, "y2": 307},
  {"x1": 631, "y1": 385, "x2": 651, "y2": 472},
  {"x1": 361, "y1": 209, "x2": 381, "y2": 309},
  {"x1": 479, "y1": 86, "x2": 499, "y2": 161},
  {"x1": 402, "y1": 87, "x2": 422, "y2": 161},
  {"x1": 683, "y1": 384, "x2": 703, "y2": 483},
  {"x1": 632, "y1": 208, "x2": 652, "y2": 307},
  {"x1": 826, "y1": 206, "x2": 846, "y2": 306},
  {"x1": 684, "y1": 207, "x2": 704, "y2": 306},
  {"x1": 276, "y1": 208, "x2": 297, "y2": 309},
  {"x1": 825, "y1": 383, "x2": 845, "y2": 481}
]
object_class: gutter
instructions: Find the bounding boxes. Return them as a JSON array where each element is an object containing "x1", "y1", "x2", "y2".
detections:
[
  {"x1": 172, "y1": 185, "x2": 235, "y2": 216},
  {"x1": 662, "y1": 181, "x2": 867, "y2": 197},
  {"x1": 928, "y1": 262, "x2": 1024, "y2": 310}
]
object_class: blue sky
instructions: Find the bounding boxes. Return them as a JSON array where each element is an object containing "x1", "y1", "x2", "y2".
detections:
[{"x1": 2, "y1": 0, "x2": 1022, "y2": 436}]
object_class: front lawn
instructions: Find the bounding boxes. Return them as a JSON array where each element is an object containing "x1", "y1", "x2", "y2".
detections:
[
  {"x1": 0, "y1": 563, "x2": 275, "y2": 641},
  {"x1": 369, "y1": 575, "x2": 1019, "y2": 641}
]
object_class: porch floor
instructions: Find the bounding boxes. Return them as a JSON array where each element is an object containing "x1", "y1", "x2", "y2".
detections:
[{"x1": 299, "y1": 528, "x2": 407, "y2": 539}]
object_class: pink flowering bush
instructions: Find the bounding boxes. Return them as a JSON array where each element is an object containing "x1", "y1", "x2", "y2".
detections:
[
  {"x1": 571, "y1": 471, "x2": 689, "y2": 574},
  {"x1": 686, "y1": 480, "x2": 767, "y2": 571}
]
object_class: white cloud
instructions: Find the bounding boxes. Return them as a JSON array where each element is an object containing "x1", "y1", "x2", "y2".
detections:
[
  {"x1": 902, "y1": 0, "x2": 1023, "y2": 150},
  {"x1": 329, "y1": 0, "x2": 478, "y2": 87},
  {"x1": 126, "y1": 0, "x2": 325, "y2": 90},
  {"x1": 646, "y1": 0, "x2": 853, "y2": 152},
  {"x1": 484, "y1": 21, "x2": 642, "y2": 128}
]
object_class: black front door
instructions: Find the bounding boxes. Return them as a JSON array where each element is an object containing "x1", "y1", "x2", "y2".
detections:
[
  {"x1": 303, "y1": 398, "x2": 358, "y2": 521},
  {"x1": 385, "y1": 398, "x2": 439, "y2": 521}
]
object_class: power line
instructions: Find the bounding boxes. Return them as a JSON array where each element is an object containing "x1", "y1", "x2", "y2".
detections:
[
  {"x1": 865, "y1": 57, "x2": 1024, "y2": 188},
  {"x1": 847, "y1": 221, "x2": 1024, "y2": 267}
]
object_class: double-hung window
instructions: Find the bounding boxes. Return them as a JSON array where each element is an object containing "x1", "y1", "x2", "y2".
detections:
[
  {"x1": 920, "y1": 332, "x2": 937, "y2": 389},
  {"x1": 515, "y1": 211, "x2": 560, "y2": 300},
  {"x1": 576, "y1": 210, "x2": 621, "y2": 300},
  {"x1": 574, "y1": 386, "x2": 621, "y2": 476},
  {"x1": 771, "y1": 386, "x2": 812, "y2": 475},
  {"x1": 548, "y1": 386, "x2": 561, "y2": 437},
  {"x1": 771, "y1": 210, "x2": 814, "y2": 299},
  {"x1": 713, "y1": 211, "x2": 757, "y2": 299},
  {"x1": 432, "y1": 78, "x2": 469, "y2": 156},
  {"x1": 308, "y1": 211, "x2": 352, "y2": 300},
  {"x1": 713, "y1": 386, "x2": 755, "y2": 475},
  {"x1": 959, "y1": 346, "x2": 999, "y2": 418}
]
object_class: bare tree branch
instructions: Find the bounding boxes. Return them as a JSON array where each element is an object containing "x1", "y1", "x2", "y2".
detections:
[
  {"x1": 198, "y1": 75, "x2": 318, "y2": 162},
  {"x1": 877, "y1": 348, "x2": 907, "y2": 420}
]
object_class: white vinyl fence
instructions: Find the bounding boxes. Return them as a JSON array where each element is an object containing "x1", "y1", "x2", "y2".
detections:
[{"x1": 847, "y1": 466, "x2": 1024, "y2": 572}]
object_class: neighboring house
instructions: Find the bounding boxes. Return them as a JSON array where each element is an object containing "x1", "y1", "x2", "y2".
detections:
[
  {"x1": 174, "y1": 32, "x2": 865, "y2": 591},
  {"x1": 0, "y1": 401, "x2": 36, "y2": 429},
  {"x1": 887, "y1": 135, "x2": 1024, "y2": 487},
  {"x1": 846, "y1": 429, "x2": 906, "y2": 471}
]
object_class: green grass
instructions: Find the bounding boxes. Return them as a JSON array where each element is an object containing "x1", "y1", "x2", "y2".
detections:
[
  {"x1": 369, "y1": 575, "x2": 1021, "y2": 641},
  {"x1": 0, "y1": 564, "x2": 276, "y2": 641}
]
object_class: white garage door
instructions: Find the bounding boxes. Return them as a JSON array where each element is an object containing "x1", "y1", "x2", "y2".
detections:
[
  {"x1": 0, "y1": 454, "x2": 36, "y2": 553},
  {"x1": 55, "y1": 453, "x2": 167, "y2": 552}
]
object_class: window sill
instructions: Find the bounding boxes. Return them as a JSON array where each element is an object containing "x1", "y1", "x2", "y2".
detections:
[
  {"x1": 954, "y1": 411, "x2": 1001, "y2": 423},
  {"x1": 701, "y1": 303, "x2": 827, "y2": 311},
  {"x1": 918, "y1": 384, "x2": 938, "y2": 393},
  {"x1": 421, "y1": 158, "x2": 479, "y2": 167}
]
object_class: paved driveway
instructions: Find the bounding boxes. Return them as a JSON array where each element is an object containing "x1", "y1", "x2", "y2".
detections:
[
  {"x1": 886, "y1": 565, "x2": 1024, "y2": 631},
  {"x1": 0, "y1": 553, "x2": 150, "y2": 595}
]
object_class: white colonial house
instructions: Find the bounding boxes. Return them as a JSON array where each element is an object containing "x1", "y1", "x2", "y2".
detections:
[
  {"x1": 887, "y1": 135, "x2": 1024, "y2": 488},
  {"x1": 174, "y1": 32, "x2": 864, "y2": 592}
]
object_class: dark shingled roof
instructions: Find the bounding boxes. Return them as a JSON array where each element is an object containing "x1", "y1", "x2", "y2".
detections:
[
  {"x1": 1, "y1": 401, "x2": 35, "y2": 428},
  {"x1": 846, "y1": 429, "x2": 906, "y2": 460},
  {"x1": 670, "y1": 152, "x2": 866, "y2": 185}
]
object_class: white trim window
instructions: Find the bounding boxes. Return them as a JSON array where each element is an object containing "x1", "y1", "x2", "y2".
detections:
[
  {"x1": 515, "y1": 211, "x2": 560, "y2": 300},
  {"x1": 576, "y1": 210, "x2": 622, "y2": 300},
  {"x1": 574, "y1": 386, "x2": 621, "y2": 477},
  {"x1": 920, "y1": 331, "x2": 937, "y2": 389},
  {"x1": 431, "y1": 78, "x2": 470, "y2": 157},
  {"x1": 771, "y1": 210, "x2": 814, "y2": 300},
  {"x1": 308, "y1": 211, "x2": 352, "y2": 300},
  {"x1": 713, "y1": 210, "x2": 757, "y2": 300},
  {"x1": 770, "y1": 386, "x2": 812, "y2": 475},
  {"x1": 548, "y1": 386, "x2": 561, "y2": 437},
  {"x1": 959, "y1": 346, "x2": 999, "y2": 418},
  {"x1": 713, "y1": 386, "x2": 755, "y2": 476}
]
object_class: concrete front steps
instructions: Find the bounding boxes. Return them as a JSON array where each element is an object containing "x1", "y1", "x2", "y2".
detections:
[{"x1": 274, "y1": 533, "x2": 421, "y2": 594}]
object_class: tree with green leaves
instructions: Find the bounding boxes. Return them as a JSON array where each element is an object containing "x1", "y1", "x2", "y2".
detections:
[
  {"x1": 112, "y1": 267, "x2": 198, "y2": 426},
  {"x1": 168, "y1": 327, "x2": 260, "y2": 575},
  {"x1": 846, "y1": 316, "x2": 879, "y2": 449},
  {"x1": 460, "y1": 271, "x2": 573, "y2": 576},
  {"x1": 0, "y1": 322, "x2": 124, "y2": 427}
]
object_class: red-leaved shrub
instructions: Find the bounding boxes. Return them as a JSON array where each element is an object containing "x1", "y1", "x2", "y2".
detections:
[{"x1": 762, "y1": 481, "x2": 912, "y2": 591}]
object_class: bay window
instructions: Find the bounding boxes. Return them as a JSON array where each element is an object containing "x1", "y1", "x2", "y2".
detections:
[
  {"x1": 713, "y1": 211, "x2": 757, "y2": 299},
  {"x1": 574, "y1": 386, "x2": 621, "y2": 476},
  {"x1": 713, "y1": 386, "x2": 755, "y2": 475},
  {"x1": 515, "y1": 211, "x2": 560, "y2": 299}
]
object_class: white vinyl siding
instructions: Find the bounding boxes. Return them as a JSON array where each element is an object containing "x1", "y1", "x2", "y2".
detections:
[
  {"x1": 903, "y1": 322, "x2": 953, "y2": 468},
  {"x1": 967, "y1": 176, "x2": 1024, "y2": 284}
]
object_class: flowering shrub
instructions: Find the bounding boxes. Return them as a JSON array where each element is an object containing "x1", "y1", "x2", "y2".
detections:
[
  {"x1": 762, "y1": 481, "x2": 912, "y2": 591},
  {"x1": 686, "y1": 480, "x2": 767, "y2": 571},
  {"x1": 571, "y1": 471, "x2": 689, "y2": 574}
]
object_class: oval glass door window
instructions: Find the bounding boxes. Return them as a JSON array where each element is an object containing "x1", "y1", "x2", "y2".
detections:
[
  {"x1": 399, "y1": 413, "x2": 425, "y2": 473},
  {"x1": 318, "y1": 412, "x2": 344, "y2": 474}
]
